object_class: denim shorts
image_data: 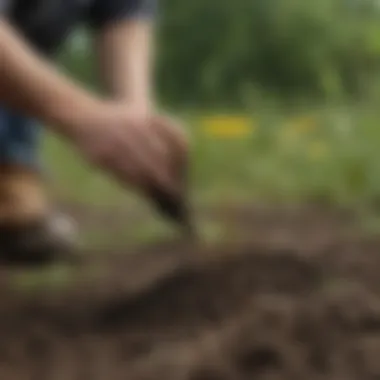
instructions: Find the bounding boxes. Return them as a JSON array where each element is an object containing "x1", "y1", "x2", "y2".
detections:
[{"x1": 0, "y1": 107, "x2": 40, "y2": 167}]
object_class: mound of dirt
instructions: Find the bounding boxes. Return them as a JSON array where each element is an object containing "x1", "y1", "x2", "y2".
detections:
[{"x1": 0, "y1": 206, "x2": 380, "y2": 380}]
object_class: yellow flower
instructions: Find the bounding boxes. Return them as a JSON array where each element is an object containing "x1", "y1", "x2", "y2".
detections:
[{"x1": 201, "y1": 115, "x2": 254, "y2": 138}]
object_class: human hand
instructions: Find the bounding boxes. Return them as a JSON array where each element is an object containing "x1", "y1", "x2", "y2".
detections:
[{"x1": 70, "y1": 102, "x2": 189, "y2": 200}]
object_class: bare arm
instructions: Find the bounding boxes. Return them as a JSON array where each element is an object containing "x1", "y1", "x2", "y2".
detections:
[
  {"x1": 94, "y1": 12, "x2": 188, "y2": 195},
  {"x1": 0, "y1": 16, "x2": 187, "y2": 200},
  {"x1": 0, "y1": 18, "x2": 106, "y2": 138},
  {"x1": 95, "y1": 19, "x2": 154, "y2": 107}
]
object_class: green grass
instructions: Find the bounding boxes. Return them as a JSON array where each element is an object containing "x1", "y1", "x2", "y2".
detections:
[
  {"x1": 43, "y1": 103, "x2": 380, "y2": 210},
  {"x1": 43, "y1": 135, "x2": 128, "y2": 204}
]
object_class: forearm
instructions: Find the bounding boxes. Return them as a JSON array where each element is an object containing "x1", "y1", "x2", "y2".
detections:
[
  {"x1": 96, "y1": 20, "x2": 154, "y2": 105},
  {"x1": 0, "y1": 19, "x2": 105, "y2": 138}
]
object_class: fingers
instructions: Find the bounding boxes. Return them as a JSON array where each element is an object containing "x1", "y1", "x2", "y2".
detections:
[
  {"x1": 152, "y1": 114, "x2": 190, "y2": 187},
  {"x1": 154, "y1": 114, "x2": 189, "y2": 156},
  {"x1": 101, "y1": 121, "x2": 176, "y2": 195},
  {"x1": 126, "y1": 115, "x2": 189, "y2": 195}
]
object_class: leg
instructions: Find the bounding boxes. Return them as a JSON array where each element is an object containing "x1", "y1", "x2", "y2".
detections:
[
  {"x1": 0, "y1": 107, "x2": 76, "y2": 266},
  {"x1": 0, "y1": 107, "x2": 45, "y2": 224}
]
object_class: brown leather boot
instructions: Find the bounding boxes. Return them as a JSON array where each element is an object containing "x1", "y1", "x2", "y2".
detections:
[{"x1": 0, "y1": 164, "x2": 77, "y2": 266}]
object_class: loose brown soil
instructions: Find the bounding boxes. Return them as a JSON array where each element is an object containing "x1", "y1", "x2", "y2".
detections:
[{"x1": 1, "y1": 205, "x2": 380, "y2": 380}]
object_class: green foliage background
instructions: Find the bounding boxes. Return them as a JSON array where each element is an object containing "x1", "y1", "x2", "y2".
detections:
[{"x1": 60, "y1": 0, "x2": 380, "y2": 108}]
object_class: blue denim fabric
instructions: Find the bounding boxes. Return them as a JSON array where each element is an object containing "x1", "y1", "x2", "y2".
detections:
[{"x1": 0, "y1": 107, "x2": 40, "y2": 167}]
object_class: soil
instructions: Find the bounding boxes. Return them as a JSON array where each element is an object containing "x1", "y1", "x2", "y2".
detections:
[{"x1": 1, "y1": 204, "x2": 380, "y2": 380}]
